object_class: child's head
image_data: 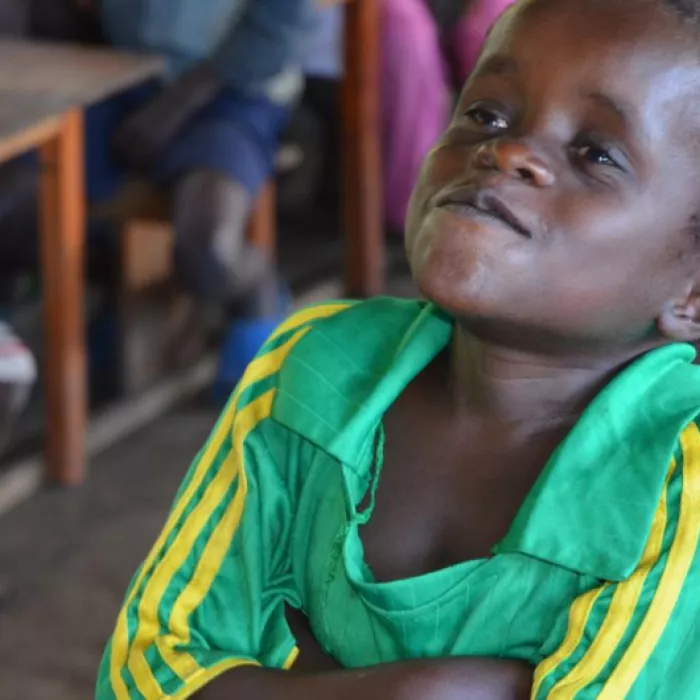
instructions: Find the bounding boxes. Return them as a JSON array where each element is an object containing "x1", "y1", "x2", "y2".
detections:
[{"x1": 407, "y1": 0, "x2": 700, "y2": 355}]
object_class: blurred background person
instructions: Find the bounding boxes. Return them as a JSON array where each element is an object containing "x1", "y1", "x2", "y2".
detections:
[
  {"x1": 0, "y1": 0, "x2": 348, "y2": 417},
  {"x1": 18, "y1": 0, "x2": 337, "y2": 399},
  {"x1": 91, "y1": 0, "x2": 320, "y2": 395}
]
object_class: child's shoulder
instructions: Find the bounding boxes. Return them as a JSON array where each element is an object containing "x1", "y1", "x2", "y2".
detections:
[
  {"x1": 246, "y1": 296, "x2": 449, "y2": 460},
  {"x1": 239, "y1": 296, "x2": 435, "y2": 397},
  {"x1": 265, "y1": 295, "x2": 434, "y2": 365},
  {"x1": 281, "y1": 295, "x2": 431, "y2": 330}
]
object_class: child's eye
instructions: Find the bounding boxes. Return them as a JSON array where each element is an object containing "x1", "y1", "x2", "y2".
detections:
[
  {"x1": 572, "y1": 142, "x2": 619, "y2": 168},
  {"x1": 465, "y1": 105, "x2": 509, "y2": 131}
]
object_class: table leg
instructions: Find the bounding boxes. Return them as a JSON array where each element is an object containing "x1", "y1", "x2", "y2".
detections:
[
  {"x1": 39, "y1": 109, "x2": 87, "y2": 486},
  {"x1": 246, "y1": 181, "x2": 276, "y2": 262},
  {"x1": 343, "y1": 0, "x2": 384, "y2": 297}
]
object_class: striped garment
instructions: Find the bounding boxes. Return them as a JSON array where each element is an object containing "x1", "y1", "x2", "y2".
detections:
[{"x1": 97, "y1": 298, "x2": 700, "y2": 699}]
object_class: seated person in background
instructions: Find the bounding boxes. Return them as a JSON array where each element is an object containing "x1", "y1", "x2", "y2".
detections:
[
  {"x1": 81, "y1": 0, "x2": 319, "y2": 392},
  {"x1": 382, "y1": 0, "x2": 516, "y2": 233},
  {"x1": 98, "y1": 0, "x2": 700, "y2": 698}
]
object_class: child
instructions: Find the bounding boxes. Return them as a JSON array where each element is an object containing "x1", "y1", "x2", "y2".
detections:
[
  {"x1": 97, "y1": 0, "x2": 700, "y2": 698},
  {"x1": 382, "y1": 0, "x2": 515, "y2": 232}
]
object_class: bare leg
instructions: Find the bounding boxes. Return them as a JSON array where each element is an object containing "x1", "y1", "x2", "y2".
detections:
[{"x1": 171, "y1": 169, "x2": 279, "y2": 318}]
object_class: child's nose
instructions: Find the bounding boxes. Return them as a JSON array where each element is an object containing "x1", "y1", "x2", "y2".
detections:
[{"x1": 474, "y1": 140, "x2": 555, "y2": 187}]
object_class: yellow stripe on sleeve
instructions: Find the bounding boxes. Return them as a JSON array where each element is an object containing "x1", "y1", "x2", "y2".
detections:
[
  {"x1": 125, "y1": 395, "x2": 257, "y2": 694},
  {"x1": 531, "y1": 587, "x2": 607, "y2": 698},
  {"x1": 545, "y1": 460, "x2": 674, "y2": 699},
  {"x1": 109, "y1": 398, "x2": 237, "y2": 700},
  {"x1": 156, "y1": 636, "x2": 204, "y2": 685},
  {"x1": 169, "y1": 658, "x2": 259, "y2": 700},
  {"x1": 267, "y1": 302, "x2": 352, "y2": 343},
  {"x1": 597, "y1": 422, "x2": 700, "y2": 699},
  {"x1": 155, "y1": 389, "x2": 278, "y2": 683},
  {"x1": 159, "y1": 642, "x2": 298, "y2": 700},
  {"x1": 110, "y1": 327, "x2": 310, "y2": 699},
  {"x1": 166, "y1": 647, "x2": 298, "y2": 700}
]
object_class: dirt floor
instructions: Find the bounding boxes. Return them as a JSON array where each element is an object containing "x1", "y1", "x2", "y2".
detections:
[{"x1": 0, "y1": 401, "x2": 216, "y2": 699}]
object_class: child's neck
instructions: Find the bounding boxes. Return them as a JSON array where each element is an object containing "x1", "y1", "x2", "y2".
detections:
[{"x1": 450, "y1": 327, "x2": 640, "y2": 434}]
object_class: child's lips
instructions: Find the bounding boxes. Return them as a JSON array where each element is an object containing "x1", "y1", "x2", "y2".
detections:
[{"x1": 434, "y1": 185, "x2": 533, "y2": 240}]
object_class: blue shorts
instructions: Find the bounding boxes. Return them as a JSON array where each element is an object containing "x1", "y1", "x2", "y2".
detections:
[{"x1": 85, "y1": 82, "x2": 291, "y2": 203}]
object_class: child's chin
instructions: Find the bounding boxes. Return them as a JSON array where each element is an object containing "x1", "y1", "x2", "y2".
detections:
[
  {"x1": 413, "y1": 256, "x2": 496, "y2": 321},
  {"x1": 409, "y1": 210, "x2": 533, "y2": 314}
]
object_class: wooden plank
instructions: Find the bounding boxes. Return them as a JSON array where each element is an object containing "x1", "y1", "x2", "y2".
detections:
[
  {"x1": 39, "y1": 109, "x2": 87, "y2": 486},
  {"x1": 342, "y1": 0, "x2": 384, "y2": 297},
  {"x1": 0, "y1": 39, "x2": 164, "y2": 109},
  {"x1": 0, "y1": 89, "x2": 66, "y2": 152},
  {"x1": 121, "y1": 218, "x2": 174, "y2": 292},
  {"x1": 0, "y1": 113, "x2": 60, "y2": 163},
  {"x1": 0, "y1": 40, "x2": 164, "y2": 152}
]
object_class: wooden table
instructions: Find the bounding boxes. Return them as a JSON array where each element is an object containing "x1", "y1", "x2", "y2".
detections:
[{"x1": 0, "y1": 40, "x2": 164, "y2": 486}]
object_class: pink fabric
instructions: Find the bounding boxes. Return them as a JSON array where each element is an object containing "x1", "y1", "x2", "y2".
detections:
[
  {"x1": 450, "y1": 0, "x2": 517, "y2": 84},
  {"x1": 381, "y1": 0, "x2": 516, "y2": 231},
  {"x1": 381, "y1": 0, "x2": 449, "y2": 230}
]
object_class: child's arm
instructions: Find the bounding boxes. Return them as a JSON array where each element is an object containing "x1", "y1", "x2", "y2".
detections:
[
  {"x1": 96, "y1": 311, "x2": 534, "y2": 700},
  {"x1": 195, "y1": 657, "x2": 532, "y2": 700},
  {"x1": 532, "y1": 424, "x2": 700, "y2": 699},
  {"x1": 95, "y1": 379, "x2": 302, "y2": 700},
  {"x1": 255, "y1": 606, "x2": 531, "y2": 700}
]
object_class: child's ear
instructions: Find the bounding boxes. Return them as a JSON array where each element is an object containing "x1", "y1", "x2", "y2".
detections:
[{"x1": 658, "y1": 286, "x2": 700, "y2": 342}]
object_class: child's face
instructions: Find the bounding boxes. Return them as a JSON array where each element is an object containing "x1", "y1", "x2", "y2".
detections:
[{"x1": 407, "y1": 0, "x2": 700, "y2": 351}]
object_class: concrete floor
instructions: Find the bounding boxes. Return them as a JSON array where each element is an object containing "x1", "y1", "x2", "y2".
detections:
[{"x1": 0, "y1": 402, "x2": 216, "y2": 699}]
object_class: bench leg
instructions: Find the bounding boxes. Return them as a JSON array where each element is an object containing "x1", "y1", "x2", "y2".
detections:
[
  {"x1": 39, "y1": 109, "x2": 87, "y2": 486},
  {"x1": 343, "y1": 0, "x2": 384, "y2": 297}
]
